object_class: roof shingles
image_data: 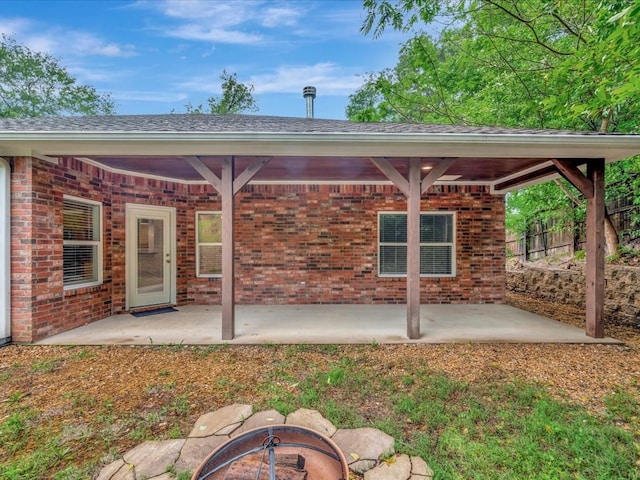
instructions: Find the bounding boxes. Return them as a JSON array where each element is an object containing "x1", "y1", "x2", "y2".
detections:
[{"x1": 0, "y1": 114, "x2": 609, "y2": 135}]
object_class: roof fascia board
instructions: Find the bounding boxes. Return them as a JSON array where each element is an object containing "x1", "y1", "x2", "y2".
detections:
[{"x1": 1, "y1": 132, "x2": 640, "y2": 160}]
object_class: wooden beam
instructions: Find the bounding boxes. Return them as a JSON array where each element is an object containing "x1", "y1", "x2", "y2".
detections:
[
  {"x1": 186, "y1": 156, "x2": 221, "y2": 193},
  {"x1": 421, "y1": 159, "x2": 456, "y2": 194},
  {"x1": 551, "y1": 159, "x2": 593, "y2": 198},
  {"x1": 494, "y1": 164, "x2": 557, "y2": 191},
  {"x1": 221, "y1": 156, "x2": 235, "y2": 340},
  {"x1": 407, "y1": 158, "x2": 421, "y2": 339},
  {"x1": 233, "y1": 157, "x2": 272, "y2": 195},
  {"x1": 585, "y1": 159, "x2": 605, "y2": 338},
  {"x1": 370, "y1": 158, "x2": 410, "y2": 196}
]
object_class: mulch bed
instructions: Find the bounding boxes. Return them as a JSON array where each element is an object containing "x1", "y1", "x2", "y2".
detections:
[{"x1": 1, "y1": 292, "x2": 638, "y2": 478}]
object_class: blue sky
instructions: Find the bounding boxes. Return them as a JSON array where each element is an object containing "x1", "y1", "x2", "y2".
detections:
[{"x1": 0, "y1": 0, "x2": 411, "y2": 119}]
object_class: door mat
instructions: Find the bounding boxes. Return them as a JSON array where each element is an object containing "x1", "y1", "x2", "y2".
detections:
[{"x1": 131, "y1": 307, "x2": 178, "y2": 317}]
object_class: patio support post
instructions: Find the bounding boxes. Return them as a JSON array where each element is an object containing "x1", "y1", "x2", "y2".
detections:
[
  {"x1": 221, "y1": 156, "x2": 235, "y2": 340},
  {"x1": 370, "y1": 157, "x2": 425, "y2": 339},
  {"x1": 407, "y1": 158, "x2": 421, "y2": 339},
  {"x1": 551, "y1": 158, "x2": 605, "y2": 338},
  {"x1": 586, "y1": 159, "x2": 605, "y2": 338},
  {"x1": 187, "y1": 156, "x2": 271, "y2": 340}
]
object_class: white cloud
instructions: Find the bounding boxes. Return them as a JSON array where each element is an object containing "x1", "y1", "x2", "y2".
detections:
[
  {"x1": 112, "y1": 90, "x2": 190, "y2": 103},
  {"x1": 261, "y1": 6, "x2": 303, "y2": 28},
  {"x1": 165, "y1": 25, "x2": 263, "y2": 44},
  {"x1": 66, "y1": 32, "x2": 137, "y2": 57},
  {"x1": 173, "y1": 62, "x2": 365, "y2": 97},
  {"x1": 137, "y1": 0, "x2": 305, "y2": 45},
  {"x1": 0, "y1": 18, "x2": 59, "y2": 54},
  {"x1": 0, "y1": 17, "x2": 31, "y2": 37},
  {"x1": 159, "y1": 0, "x2": 261, "y2": 23},
  {"x1": 66, "y1": 65, "x2": 113, "y2": 83},
  {"x1": 173, "y1": 74, "x2": 228, "y2": 94},
  {"x1": 0, "y1": 17, "x2": 136, "y2": 58},
  {"x1": 250, "y1": 63, "x2": 365, "y2": 95},
  {"x1": 20, "y1": 34, "x2": 58, "y2": 55}
]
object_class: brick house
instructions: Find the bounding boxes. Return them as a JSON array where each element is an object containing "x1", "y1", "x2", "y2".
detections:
[{"x1": 1, "y1": 114, "x2": 639, "y2": 344}]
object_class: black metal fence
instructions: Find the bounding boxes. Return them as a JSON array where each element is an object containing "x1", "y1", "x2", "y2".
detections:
[{"x1": 506, "y1": 197, "x2": 638, "y2": 261}]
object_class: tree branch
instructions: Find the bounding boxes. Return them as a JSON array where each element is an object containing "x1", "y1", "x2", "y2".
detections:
[
  {"x1": 478, "y1": 30, "x2": 573, "y2": 56},
  {"x1": 550, "y1": 12, "x2": 582, "y2": 42},
  {"x1": 413, "y1": 38, "x2": 462, "y2": 123},
  {"x1": 477, "y1": 24, "x2": 547, "y2": 128},
  {"x1": 483, "y1": 0, "x2": 581, "y2": 56}
]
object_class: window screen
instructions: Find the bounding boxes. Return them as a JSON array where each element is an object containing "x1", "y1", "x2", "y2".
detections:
[
  {"x1": 379, "y1": 212, "x2": 455, "y2": 276},
  {"x1": 197, "y1": 212, "x2": 222, "y2": 277},
  {"x1": 63, "y1": 198, "x2": 102, "y2": 287}
]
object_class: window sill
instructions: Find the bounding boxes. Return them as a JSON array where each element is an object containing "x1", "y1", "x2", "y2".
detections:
[
  {"x1": 64, "y1": 283, "x2": 104, "y2": 297},
  {"x1": 378, "y1": 274, "x2": 456, "y2": 278}
]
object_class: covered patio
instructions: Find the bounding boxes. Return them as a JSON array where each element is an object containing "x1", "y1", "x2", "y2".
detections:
[
  {"x1": 3, "y1": 114, "x2": 640, "y2": 344},
  {"x1": 34, "y1": 304, "x2": 620, "y2": 345}
]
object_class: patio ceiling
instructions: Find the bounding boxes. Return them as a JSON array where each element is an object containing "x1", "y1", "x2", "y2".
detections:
[{"x1": 82, "y1": 154, "x2": 552, "y2": 185}]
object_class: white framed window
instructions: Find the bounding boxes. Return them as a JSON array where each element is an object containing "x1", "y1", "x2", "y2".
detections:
[
  {"x1": 378, "y1": 211, "x2": 456, "y2": 277},
  {"x1": 196, "y1": 211, "x2": 222, "y2": 277},
  {"x1": 63, "y1": 196, "x2": 103, "y2": 288}
]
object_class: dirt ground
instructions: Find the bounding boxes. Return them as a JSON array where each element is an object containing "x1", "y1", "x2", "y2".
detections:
[{"x1": 1, "y1": 292, "x2": 639, "y2": 477}]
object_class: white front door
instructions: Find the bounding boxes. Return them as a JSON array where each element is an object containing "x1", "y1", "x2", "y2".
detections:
[{"x1": 126, "y1": 205, "x2": 176, "y2": 309}]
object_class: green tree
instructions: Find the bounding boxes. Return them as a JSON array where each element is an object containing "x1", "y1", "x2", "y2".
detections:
[
  {"x1": 184, "y1": 70, "x2": 258, "y2": 114},
  {"x1": 356, "y1": 0, "x2": 639, "y2": 131},
  {"x1": 0, "y1": 34, "x2": 115, "y2": 117},
  {"x1": 352, "y1": 0, "x2": 640, "y2": 254}
]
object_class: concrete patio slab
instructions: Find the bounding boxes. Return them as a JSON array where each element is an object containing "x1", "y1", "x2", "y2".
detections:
[{"x1": 34, "y1": 304, "x2": 620, "y2": 345}]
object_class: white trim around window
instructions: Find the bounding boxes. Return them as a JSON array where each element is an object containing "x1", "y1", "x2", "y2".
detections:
[
  {"x1": 378, "y1": 211, "x2": 456, "y2": 278},
  {"x1": 63, "y1": 195, "x2": 103, "y2": 289},
  {"x1": 196, "y1": 211, "x2": 223, "y2": 278}
]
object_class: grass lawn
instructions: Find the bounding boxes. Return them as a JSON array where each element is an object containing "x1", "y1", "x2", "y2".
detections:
[{"x1": 1, "y1": 341, "x2": 639, "y2": 479}]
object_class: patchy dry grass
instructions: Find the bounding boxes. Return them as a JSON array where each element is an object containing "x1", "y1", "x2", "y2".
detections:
[{"x1": 1, "y1": 296, "x2": 639, "y2": 479}]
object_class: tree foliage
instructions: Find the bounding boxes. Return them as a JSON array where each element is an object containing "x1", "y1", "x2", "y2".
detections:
[
  {"x1": 355, "y1": 0, "x2": 639, "y2": 131},
  {"x1": 352, "y1": 0, "x2": 640, "y2": 246},
  {"x1": 0, "y1": 35, "x2": 115, "y2": 117},
  {"x1": 184, "y1": 70, "x2": 258, "y2": 114}
]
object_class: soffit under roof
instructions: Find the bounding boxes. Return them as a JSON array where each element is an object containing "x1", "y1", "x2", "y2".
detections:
[{"x1": 85, "y1": 154, "x2": 546, "y2": 184}]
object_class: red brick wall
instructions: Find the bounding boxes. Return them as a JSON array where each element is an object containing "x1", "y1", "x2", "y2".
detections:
[
  {"x1": 10, "y1": 157, "x2": 505, "y2": 342},
  {"x1": 228, "y1": 184, "x2": 504, "y2": 304},
  {"x1": 10, "y1": 157, "x2": 35, "y2": 342},
  {"x1": 10, "y1": 157, "x2": 113, "y2": 341}
]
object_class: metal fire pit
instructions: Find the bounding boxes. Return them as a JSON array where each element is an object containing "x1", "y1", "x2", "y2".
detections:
[{"x1": 192, "y1": 424, "x2": 349, "y2": 480}]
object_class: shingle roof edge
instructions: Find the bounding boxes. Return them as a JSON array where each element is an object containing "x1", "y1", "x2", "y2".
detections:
[{"x1": 0, "y1": 113, "x2": 629, "y2": 136}]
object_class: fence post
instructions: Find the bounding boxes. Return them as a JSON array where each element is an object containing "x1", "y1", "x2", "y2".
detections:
[{"x1": 540, "y1": 219, "x2": 548, "y2": 257}]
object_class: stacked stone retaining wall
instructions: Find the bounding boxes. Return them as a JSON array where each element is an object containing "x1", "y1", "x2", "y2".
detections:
[{"x1": 506, "y1": 262, "x2": 640, "y2": 327}]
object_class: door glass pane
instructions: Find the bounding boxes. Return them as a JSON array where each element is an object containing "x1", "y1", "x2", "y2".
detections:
[{"x1": 137, "y1": 218, "x2": 164, "y2": 293}]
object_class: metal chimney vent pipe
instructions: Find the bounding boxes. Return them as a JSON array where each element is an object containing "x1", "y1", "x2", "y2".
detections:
[{"x1": 303, "y1": 86, "x2": 316, "y2": 119}]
